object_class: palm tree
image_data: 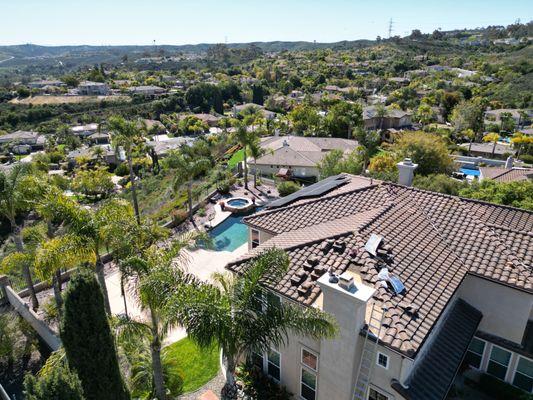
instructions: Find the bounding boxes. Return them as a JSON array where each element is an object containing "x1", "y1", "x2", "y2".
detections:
[
  {"x1": 108, "y1": 116, "x2": 144, "y2": 224},
  {"x1": 354, "y1": 129, "x2": 380, "y2": 171},
  {"x1": 247, "y1": 136, "x2": 265, "y2": 188},
  {"x1": 116, "y1": 232, "x2": 203, "y2": 400},
  {"x1": 375, "y1": 103, "x2": 388, "y2": 130},
  {"x1": 232, "y1": 123, "x2": 257, "y2": 190},
  {"x1": 463, "y1": 129, "x2": 476, "y2": 153},
  {"x1": 166, "y1": 150, "x2": 210, "y2": 221},
  {"x1": 169, "y1": 248, "x2": 337, "y2": 400},
  {"x1": 0, "y1": 164, "x2": 41, "y2": 309},
  {"x1": 483, "y1": 132, "x2": 500, "y2": 157}
]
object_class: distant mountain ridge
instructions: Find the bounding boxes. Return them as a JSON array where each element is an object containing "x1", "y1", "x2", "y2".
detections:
[{"x1": 0, "y1": 40, "x2": 375, "y2": 58}]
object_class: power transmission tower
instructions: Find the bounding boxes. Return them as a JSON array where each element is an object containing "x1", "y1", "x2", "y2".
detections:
[{"x1": 388, "y1": 18, "x2": 394, "y2": 38}]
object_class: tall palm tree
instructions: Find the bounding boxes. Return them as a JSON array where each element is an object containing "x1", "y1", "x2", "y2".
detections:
[
  {"x1": 108, "y1": 116, "x2": 144, "y2": 224},
  {"x1": 483, "y1": 132, "x2": 500, "y2": 157},
  {"x1": 375, "y1": 103, "x2": 388, "y2": 130},
  {"x1": 0, "y1": 164, "x2": 42, "y2": 309},
  {"x1": 232, "y1": 123, "x2": 256, "y2": 190},
  {"x1": 116, "y1": 232, "x2": 203, "y2": 400},
  {"x1": 169, "y1": 248, "x2": 337, "y2": 400},
  {"x1": 247, "y1": 136, "x2": 265, "y2": 188},
  {"x1": 166, "y1": 150, "x2": 211, "y2": 221}
]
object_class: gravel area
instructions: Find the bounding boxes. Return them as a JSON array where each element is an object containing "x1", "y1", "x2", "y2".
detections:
[{"x1": 177, "y1": 370, "x2": 225, "y2": 400}]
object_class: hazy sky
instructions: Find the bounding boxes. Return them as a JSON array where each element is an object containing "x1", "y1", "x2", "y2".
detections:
[{"x1": 1, "y1": 0, "x2": 532, "y2": 46}]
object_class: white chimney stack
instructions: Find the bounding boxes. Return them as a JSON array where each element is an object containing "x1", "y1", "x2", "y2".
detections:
[
  {"x1": 397, "y1": 158, "x2": 418, "y2": 186},
  {"x1": 505, "y1": 156, "x2": 514, "y2": 169}
]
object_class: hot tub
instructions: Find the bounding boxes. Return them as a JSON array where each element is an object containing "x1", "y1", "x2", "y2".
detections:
[{"x1": 223, "y1": 197, "x2": 255, "y2": 213}]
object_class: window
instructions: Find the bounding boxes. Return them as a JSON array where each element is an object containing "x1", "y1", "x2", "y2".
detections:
[
  {"x1": 267, "y1": 349, "x2": 281, "y2": 381},
  {"x1": 465, "y1": 337, "x2": 486, "y2": 369},
  {"x1": 487, "y1": 346, "x2": 512, "y2": 380},
  {"x1": 377, "y1": 352, "x2": 389, "y2": 369},
  {"x1": 368, "y1": 387, "x2": 388, "y2": 400},
  {"x1": 251, "y1": 229, "x2": 260, "y2": 248},
  {"x1": 513, "y1": 357, "x2": 533, "y2": 392},
  {"x1": 266, "y1": 291, "x2": 281, "y2": 311},
  {"x1": 302, "y1": 348, "x2": 318, "y2": 371},
  {"x1": 250, "y1": 351, "x2": 264, "y2": 371},
  {"x1": 301, "y1": 368, "x2": 316, "y2": 400}
]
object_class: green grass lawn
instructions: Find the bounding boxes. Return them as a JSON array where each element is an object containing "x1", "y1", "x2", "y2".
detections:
[
  {"x1": 163, "y1": 337, "x2": 220, "y2": 394},
  {"x1": 227, "y1": 149, "x2": 244, "y2": 169}
]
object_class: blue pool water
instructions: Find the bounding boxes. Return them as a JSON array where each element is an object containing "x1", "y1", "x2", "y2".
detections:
[
  {"x1": 460, "y1": 167, "x2": 480, "y2": 177},
  {"x1": 209, "y1": 214, "x2": 250, "y2": 252},
  {"x1": 227, "y1": 198, "x2": 249, "y2": 207}
]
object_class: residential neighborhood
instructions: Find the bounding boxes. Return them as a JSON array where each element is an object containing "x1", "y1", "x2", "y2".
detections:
[{"x1": 0, "y1": 4, "x2": 532, "y2": 400}]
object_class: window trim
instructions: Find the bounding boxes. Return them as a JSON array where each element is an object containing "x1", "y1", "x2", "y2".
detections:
[
  {"x1": 487, "y1": 344, "x2": 512, "y2": 381},
  {"x1": 367, "y1": 386, "x2": 389, "y2": 400},
  {"x1": 465, "y1": 336, "x2": 487, "y2": 370},
  {"x1": 267, "y1": 348, "x2": 281, "y2": 383},
  {"x1": 376, "y1": 352, "x2": 389, "y2": 370},
  {"x1": 300, "y1": 366, "x2": 317, "y2": 400},
  {"x1": 301, "y1": 347, "x2": 319, "y2": 372},
  {"x1": 512, "y1": 355, "x2": 533, "y2": 393},
  {"x1": 251, "y1": 228, "x2": 260, "y2": 248}
]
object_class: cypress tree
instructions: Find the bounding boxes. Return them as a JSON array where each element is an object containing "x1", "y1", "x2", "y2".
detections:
[{"x1": 60, "y1": 270, "x2": 130, "y2": 400}]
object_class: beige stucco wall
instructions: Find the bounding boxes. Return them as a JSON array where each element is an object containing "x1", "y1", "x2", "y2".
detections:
[
  {"x1": 457, "y1": 275, "x2": 533, "y2": 343},
  {"x1": 247, "y1": 227, "x2": 274, "y2": 250},
  {"x1": 250, "y1": 163, "x2": 320, "y2": 179}
]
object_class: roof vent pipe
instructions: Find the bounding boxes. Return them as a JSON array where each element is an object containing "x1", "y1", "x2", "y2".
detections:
[
  {"x1": 397, "y1": 158, "x2": 418, "y2": 186},
  {"x1": 505, "y1": 156, "x2": 514, "y2": 169}
]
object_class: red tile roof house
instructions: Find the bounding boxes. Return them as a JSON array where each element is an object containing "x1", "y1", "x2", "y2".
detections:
[{"x1": 225, "y1": 162, "x2": 533, "y2": 400}]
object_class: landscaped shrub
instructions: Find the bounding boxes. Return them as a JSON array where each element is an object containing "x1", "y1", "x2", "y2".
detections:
[
  {"x1": 520, "y1": 154, "x2": 533, "y2": 165},
  {"x1": 277, "y1": 180, "x2": 302, "y2": 197},
  {"x1": 171, "y1": 209, "x2": 189, "y2": 225},
  {"x1": 217, "y1": 179, "x2": 231, "y2": 194},
  {"x1": 236, "y1": 363, "x2": 292, "y2": 400},
  {"x1": 114, "y1": 162, "x2": 129, "y2": 177}
]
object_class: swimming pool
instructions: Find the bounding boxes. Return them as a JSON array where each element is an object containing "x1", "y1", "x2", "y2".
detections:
[
  {"x1": 208, "y1": 213, "x2": 249, "y2": 252},
  {"x1": 460, "y1": 167, "x2": 480, "y2": 177}
]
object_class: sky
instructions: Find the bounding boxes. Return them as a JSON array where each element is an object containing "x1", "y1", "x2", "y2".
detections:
[{"x1": 1, "y1": 0, "x2": 532, "y2": 46}]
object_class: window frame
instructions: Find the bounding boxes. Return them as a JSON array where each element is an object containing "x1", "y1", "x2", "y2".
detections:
[
  {"x1": 300, "y1": 366, "x2": 317, "y2": 400},
  {"x1": 376, "y1": 352, "x2": 389, "y2": 370},
  {"x1": 487, "y1": 344, "x2": 512, "y2": 381},
  {"x1": 368, "y1": 386, "x2": 389, "y2": 400},
  {"x1": 512, "y1": 355, "x2": 533, "y2": 393},
  {"x1": 251, "y1": 228, "x2": 260, "y2": 248},
  {"x1": 465, "y1": 337, "x2": 487, "y2": 370},
  {"x1": 267, "y1": 348, "x2": 281, "y2": 382},
  {"x1": 301, "y1": 347, "x2": 319, "y2": 372}
]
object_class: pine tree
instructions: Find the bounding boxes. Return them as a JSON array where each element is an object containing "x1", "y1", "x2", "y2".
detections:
[
  {"x1": 24, "y1": 363, "x2": 85, "y2": 400},
  {"x1": 60, "y1": 270, "x2": 130, "y2": 400}
]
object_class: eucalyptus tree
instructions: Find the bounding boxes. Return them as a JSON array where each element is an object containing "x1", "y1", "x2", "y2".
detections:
[
  {"x1": 108, "y1": 116, "x2": 145, "y2": 223},
  {"x1": 169, "y1": 248, "x2": 337, "y2": 399},
  {"x1": 0, "y1": 164, "x2": 43, "y2": 309},
  {"x1": 116, "y1": 231, "x2": 204, "y2": 400}
]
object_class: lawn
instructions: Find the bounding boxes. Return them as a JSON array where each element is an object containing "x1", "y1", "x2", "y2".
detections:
[
  {"x1": 227, "y1": 149, "x2": 244, "y2": 169},
  {"x1": 163, "y1": 337, "x2": 220, "y2": 394}
]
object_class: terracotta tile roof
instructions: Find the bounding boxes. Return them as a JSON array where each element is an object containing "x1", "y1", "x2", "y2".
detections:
[
  {"x1": 229, "y1": 176, "x2": 533, "y2": 357},
  {"x1": 480, "y1": 167, "x2": 533, "y2": 183}
]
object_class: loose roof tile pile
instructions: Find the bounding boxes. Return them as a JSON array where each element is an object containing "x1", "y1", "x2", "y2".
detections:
[{"x1": 228, "y1": 175, "x2": 533, "y2": 358}]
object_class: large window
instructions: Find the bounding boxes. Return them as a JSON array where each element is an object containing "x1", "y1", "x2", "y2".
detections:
[
  {"x1": 368, "y1": 388, "x2": 389, "y2": 400},
  {"x1": 513, "y1": 356, "x2": 533, "y2": 392},
  {"x1": 377, "y1": 352, "x2": 389, "y2": 369},
  {"x1": 465, "y1": 337, "x2": 486, "y2": 369},
  {"x1": 267, "y1": 349, "x2": 281, "y2": 381},
  {"x1": 301, "y1": 368, "x2": 316, "y2": 400},
  {"x1": 251, "y1": 229, "x2": 260, "y2": 248},
  {"x1": 487, "y1": 346, "x2": 512, "y2": 380},
  {"x1": 250, "y1": 351, "x2": 264, "y2": 371}
]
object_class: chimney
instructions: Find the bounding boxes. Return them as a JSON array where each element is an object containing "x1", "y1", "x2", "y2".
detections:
[
  {"x1": 317, "y1": 271, "x2": 375, "y2": 400},
  {"x1": 397, "y1": 158, "x2": 418, "y2": 186},
  {"x1": 505, "y1": 156, "x2": 514, "y2": 169}
]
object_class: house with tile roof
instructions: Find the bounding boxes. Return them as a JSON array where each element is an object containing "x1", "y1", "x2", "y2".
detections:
[
  {"x1": 249, "y1": 136, "x2": 358, "y2": 180},
  {"x1": 480, "y1": 166, "x2": 533, "y2": 183},
  {"x1": 226, "y1": 168, "x2": 533, "y2": 400}
]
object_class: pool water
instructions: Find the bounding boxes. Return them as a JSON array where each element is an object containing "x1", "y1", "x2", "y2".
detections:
[
  {"x1": 227, "y1": 198, "x2": 249, "y2": 207},
  {"x1": 208, "y1": 214, "x2": 249, "y2": 252},
  {"x1": 460, "y1": 167, "x2": 480, "y2": 177}
]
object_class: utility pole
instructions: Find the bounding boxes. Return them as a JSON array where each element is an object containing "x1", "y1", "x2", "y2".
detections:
[{"x1": 388, "y1": 18, "x2": 394, "y2": 38}]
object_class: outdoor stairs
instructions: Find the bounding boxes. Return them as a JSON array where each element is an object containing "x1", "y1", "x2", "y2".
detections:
[{"x1": 352, "y1": 303, "x2": 386, "y2": 400}]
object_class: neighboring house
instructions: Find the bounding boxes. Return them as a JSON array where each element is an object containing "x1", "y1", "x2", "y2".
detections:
[
  {"x1": 87, "y1": 132, "x2": 110, "y2": 145},
  {"x1": 233, "y1": 103, "x2": 277, "y2": 120},
  {"x1": 28, "y1": 80, "x2": 64, "y2": 89},
  {"x1": 227, "y1": 170, "x2": 533, "y2": 400},
  {"x1": 485, "y1": 109, "x2": 532, "y2": 127},
  {"x1": 67, "y1": 145, "x2": 118, "y2": 166},
  {"x1": 71, "y1": 123, "x2": 99, "y2": 138},
  {"x1": 249, "y1": 136, "x2": 358, "y2": 180},
  {"x1": 0, "y1": 130, "x2": 46, "y2": 154},
  {"x1": 190, "y1": 113, "x2": 221, "y2": 127},
  {"x1": 480, "y1": 166, "x2": 533, "y2": 183},
  {"x1": 460, "y1": 142, "x2": 516, "y2": 159},
  {"x1": 145, "y1": 136, "x2": 195, "y2": 157},
  {"x1": 77, "y1": 81, "x2": 109, "y2": 95},
  {"x1": 363, "y1": 107, "x2": 412, "y2": 130},
  {"x1": 128, "y1": 85, "x2": 166, "y2": 97}
]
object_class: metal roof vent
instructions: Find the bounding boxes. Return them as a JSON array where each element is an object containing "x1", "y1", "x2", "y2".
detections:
[{"x1": 365, "y1": 234, "x2": 383, "y2": 256}]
